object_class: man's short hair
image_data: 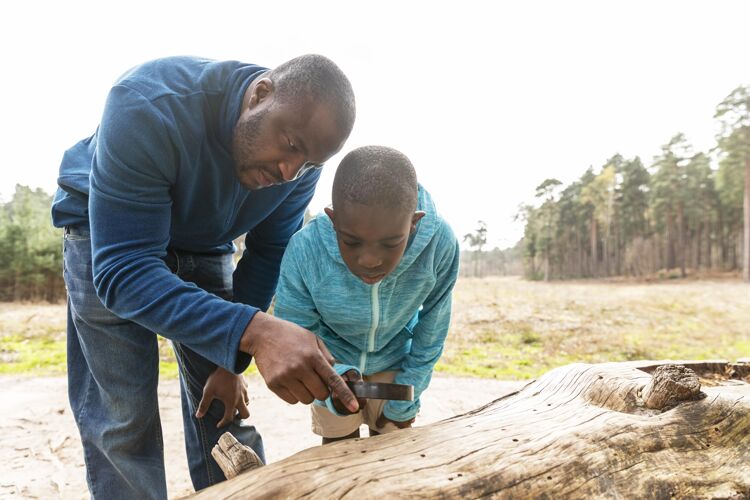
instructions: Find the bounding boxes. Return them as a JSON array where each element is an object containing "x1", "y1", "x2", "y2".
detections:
[
  {"x1": 268, "y1": 54, "x2": 355, "y2": 133},
  {"x1": 332, "y1": 146, "x2": 418, "y2": 214}
]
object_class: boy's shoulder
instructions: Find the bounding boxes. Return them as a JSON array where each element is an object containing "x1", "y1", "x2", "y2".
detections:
[
  {"x1": 285, "y1": 213, "x2": 338, "y2": 261},
  {"x1": 432, "y1": 213, "x2": 457, "y2": 244},
  {"x1": 427, "y1": 216, "x2": 459, "y2": 269},
  {"x1": 291, "y1": 213, "x2": 333, "y2": 242},
  {"x1": 416, "y1": 214, "x2": 456, "y2": 260}
]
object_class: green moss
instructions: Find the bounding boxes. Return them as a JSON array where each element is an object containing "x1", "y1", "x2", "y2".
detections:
[
  {"x1": 0, "y1": 334, "x2": 239, "y2": 379},
  {"x1": 0, "y1": 335, "x2": 67, "y2": 375},
  {"x1": 734, "y1": 339, "x2": 750, "y2": 358}
]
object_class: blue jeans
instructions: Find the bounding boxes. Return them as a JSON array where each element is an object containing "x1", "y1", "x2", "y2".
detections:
[{"x1": 63, "y1": 225, "x2": 265, "y2": 499}]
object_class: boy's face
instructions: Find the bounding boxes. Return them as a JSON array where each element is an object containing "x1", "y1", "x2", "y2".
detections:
[{"x1": 325, "y1": 202, "x2": 425, "y2": 285}]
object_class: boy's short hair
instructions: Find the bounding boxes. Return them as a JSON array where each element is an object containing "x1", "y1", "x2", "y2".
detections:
[{"x1": 332, "y1": 146, "x2": 418, "y2": 213}]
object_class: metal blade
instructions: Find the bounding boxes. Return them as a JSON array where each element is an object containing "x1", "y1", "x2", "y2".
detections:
[{"x1": 346, "y1": 381, "x2": 414, "y2": 401}]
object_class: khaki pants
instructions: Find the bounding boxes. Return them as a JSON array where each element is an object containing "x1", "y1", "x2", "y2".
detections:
[{"x1": 311, "y1": 371, "x2": 403, "y2": 438}]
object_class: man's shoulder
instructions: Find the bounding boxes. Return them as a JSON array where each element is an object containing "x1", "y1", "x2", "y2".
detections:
[{"x1": 114, "y1": 57, "x2": 261, "y2": 101}]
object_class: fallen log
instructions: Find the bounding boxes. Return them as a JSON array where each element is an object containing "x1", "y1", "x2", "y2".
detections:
[{"x1": 192, "y1": 360, "x2": 750, "y2": 499}]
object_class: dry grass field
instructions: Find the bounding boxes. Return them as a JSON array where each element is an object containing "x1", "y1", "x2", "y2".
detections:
[
  {"x1": 1, "y1": 277, "x2": 749, "y2": 379},
  {"x1": 439, "y1": 277, "x2": 750, "y2": 379}
]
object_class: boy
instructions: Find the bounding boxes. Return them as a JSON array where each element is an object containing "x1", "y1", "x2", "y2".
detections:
[{"x1": 274, "y1": 145, "x2": 460, "y2": 443}]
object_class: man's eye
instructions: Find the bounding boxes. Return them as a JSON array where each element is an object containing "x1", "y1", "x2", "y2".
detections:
[{"x1": 287, "y1": 137, "x2": 297, "y2": 151}]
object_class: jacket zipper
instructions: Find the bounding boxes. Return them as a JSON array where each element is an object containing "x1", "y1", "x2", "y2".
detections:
[{"x1": 359, "y1": 282, "x2": 380, "y2": 372}]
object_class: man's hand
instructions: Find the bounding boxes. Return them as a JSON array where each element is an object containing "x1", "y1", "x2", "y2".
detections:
[
  {"x1": 196, "y1": 367, "x2": 250, "y2": 428},
  {"x1": 239, "y1": 312, "x2": 359, "y2": 413},
  {"x1": 375, "y1": 413, "x2": 415, "y2": 429}
]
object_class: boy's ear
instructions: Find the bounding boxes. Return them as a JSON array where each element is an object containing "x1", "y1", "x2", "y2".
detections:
[
  {"x1": 324, "y1": 207, "x2": 336, "y2": 223},
  {"x1": 410, "y1": 211, "x2": 426, "y2": 232}
]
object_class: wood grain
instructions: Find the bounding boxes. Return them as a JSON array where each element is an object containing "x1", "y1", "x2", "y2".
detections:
[{"x1": 192, "y1": 360, "x2": 750, "y2": 499}]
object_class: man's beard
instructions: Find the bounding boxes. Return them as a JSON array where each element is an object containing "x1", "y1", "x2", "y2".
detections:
[{"x1": 232, "y1": 107, "x2": 268, "y2": 181}]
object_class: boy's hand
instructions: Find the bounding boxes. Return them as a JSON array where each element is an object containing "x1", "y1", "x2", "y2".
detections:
[
  {"x1": 196, "y1": 367, "x2": 250, "y2": 428},
  {"x1": 240, "y1": 312, "x2": 359, "y2": 413},
  {"x1": 375, "y1": 413, "x2": 415, "y2": 429},
  {"x1": 332, "y1": 369, "x2": 368, "y2": 415}
]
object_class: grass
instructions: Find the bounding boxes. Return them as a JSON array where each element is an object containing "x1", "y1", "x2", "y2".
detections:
[
  {"x1": 0, "y1": 303, "x2": 182, "y2": 377},
  {"x1": 436, "y1": 276, "x2": 750, "y2": 379},
  {"x1": 1, "y1": 277, "x2": 749, "y2": 380}
]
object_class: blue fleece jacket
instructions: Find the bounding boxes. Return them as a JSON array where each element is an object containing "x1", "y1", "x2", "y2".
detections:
[
  {"x1": 51, "y1": 57, "x2": 321, "y2": 373},
  {"x1": 274, "y1": 186, "x2": 460, "y2": 421}
]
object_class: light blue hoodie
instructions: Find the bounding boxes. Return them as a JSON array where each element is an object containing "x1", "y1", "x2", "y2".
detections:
[{"x1": 274, "y1": 186, "x2": 460, "y2": 421}]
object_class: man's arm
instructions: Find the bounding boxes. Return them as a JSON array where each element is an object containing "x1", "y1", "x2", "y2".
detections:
[
  {"x1": 383, "y1": 226, "x2": 461, "y2": 422},
  {"x1": 232, "y1": 168, "x2": 320, "y2": 311},
  {"x1": 90, "y1": 84, "x2": 255, "y2": 373},
  {"x1": 89, "y1": 84, "x2": 358, "y2": 411}
]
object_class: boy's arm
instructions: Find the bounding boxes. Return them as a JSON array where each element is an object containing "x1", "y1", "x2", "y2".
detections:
[
  {"x1": 384, "y1": 229, "x2": 460, "y2": 422},
  {"x1": 273, "y1": 234, "x2": 321, "y2": 333}
]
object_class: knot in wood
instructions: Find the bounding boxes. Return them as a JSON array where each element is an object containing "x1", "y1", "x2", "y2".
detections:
[{"x1": 642, "y1": 364, "x2": 701, "y2": 410}]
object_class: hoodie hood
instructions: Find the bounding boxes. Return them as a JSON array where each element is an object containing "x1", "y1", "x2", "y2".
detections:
[{"x1": 315, "y1": 184, "x2": 439, "y2": 281}]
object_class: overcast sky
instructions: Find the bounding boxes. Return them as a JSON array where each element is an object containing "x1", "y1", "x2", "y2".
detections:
[{"x1": 2, "y1": 1, "x2": 748, "y2": 247}]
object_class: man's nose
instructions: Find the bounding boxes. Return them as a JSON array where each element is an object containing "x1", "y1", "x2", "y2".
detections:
[{"x1": 278, "y1": 157, "x2": 305, "y2": 181}]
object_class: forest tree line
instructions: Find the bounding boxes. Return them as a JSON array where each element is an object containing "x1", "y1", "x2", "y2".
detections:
[
  {"x1": 519, "y1": 85, "x2": 750, "y2": 281},
  {"x1": 0, "y1": 186, "x2": 64, "y2": 301},
  {"x1": 3, "y1": 87, "x2": 747, "y2": 301}
]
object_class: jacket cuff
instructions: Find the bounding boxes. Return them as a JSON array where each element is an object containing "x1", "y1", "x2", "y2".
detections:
[
  {"x1": 383, "y1": 397, "x2": 421, "y2": 422},
  {"x1": 229, "y1": 307, "x2": 259, "y2": 374}
]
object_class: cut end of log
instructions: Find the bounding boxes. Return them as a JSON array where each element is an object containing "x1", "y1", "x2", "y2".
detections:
[
  {"x1": 641, "y1": 364, "x2": 702, "y2": 410},
  {"x1": 210, "y1": 432, "x2": 264, "y2": 480}
]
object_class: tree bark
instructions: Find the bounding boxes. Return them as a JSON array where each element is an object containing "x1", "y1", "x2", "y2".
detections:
[
  {"x1": 718, "y1": 208, "x2": 728, "y2": 270},
  {"x1": 678, "y1": 202, "x2": 686, "y2": 277},
  {"x1": 193, "y1": 360, "x2": 750, "y2": 499},
  {"x1": 666, "y1": 209, "x2": 676, "y2": 271},
  {"x1": 743, "y1": 155, "x2": 749, "y2": 281},
  {"x1": 590, "y1": 217, "x2": 598, "y2": 277}
]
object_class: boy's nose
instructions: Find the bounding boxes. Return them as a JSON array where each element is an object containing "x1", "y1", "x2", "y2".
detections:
[{"x1": 358, "y1": 253, "x2": 382, "y2": 269}]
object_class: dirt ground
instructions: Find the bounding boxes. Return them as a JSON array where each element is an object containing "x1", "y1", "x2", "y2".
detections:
[{"x1": 0, "y1": 374, "x2": 524, "y2": 499}]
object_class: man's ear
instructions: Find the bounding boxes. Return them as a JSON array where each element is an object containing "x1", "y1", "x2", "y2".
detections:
[
  {"x1": 324, "y1": 207, "x2": 336, "y2": 223},
  {"x1": 410, "y1": 211, "x2": 426, "y2": 232},
  {"x1": 249, "y1": 77, "x2": 273, "y2": 108}
]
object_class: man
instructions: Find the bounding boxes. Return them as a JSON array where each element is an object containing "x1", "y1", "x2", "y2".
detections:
[{"x1": 51, "y1": 54, "x2": 359, "y2": 499}]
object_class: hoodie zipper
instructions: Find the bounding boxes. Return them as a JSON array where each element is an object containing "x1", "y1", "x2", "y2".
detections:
[{"x1": 359, "y1": 281, "x2": 381, "y2": 372}]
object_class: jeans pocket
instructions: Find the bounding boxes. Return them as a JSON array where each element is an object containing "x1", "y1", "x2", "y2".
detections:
[
  {"x1": 64, "y1": 232, "x2": 90, "y2": 241},
  {"x1": 192, "y1": 253, "x2": 234, "y2": 300}
]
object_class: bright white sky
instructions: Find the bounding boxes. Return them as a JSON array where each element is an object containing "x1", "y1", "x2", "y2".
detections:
[{"x1": 1, "y1": 1, "x2": 748, "y2": 248}]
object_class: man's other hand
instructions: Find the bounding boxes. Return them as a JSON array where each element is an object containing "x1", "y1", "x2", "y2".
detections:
[{"x1": 196, "y1": 367, "x2": 250, "y2": 428}]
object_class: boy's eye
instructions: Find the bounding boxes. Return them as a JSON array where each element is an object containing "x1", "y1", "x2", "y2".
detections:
[
  {"x1": 382, "y1": 239, "x2": 405, "y2": 249},
  {"x1": 342, "y1": 240, "x2": 360, "y2": 247},
  {"x1": 287, "y1": 137, "x2": 297, "y2": 151}
]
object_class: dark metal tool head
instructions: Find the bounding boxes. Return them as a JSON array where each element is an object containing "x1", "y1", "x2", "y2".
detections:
[{"x1": 346, "y1": 380, "x2": 414, "y2": 401}]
